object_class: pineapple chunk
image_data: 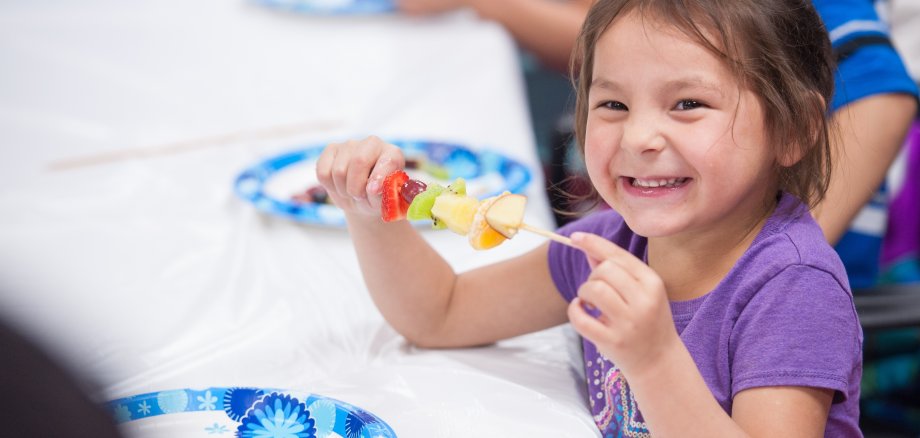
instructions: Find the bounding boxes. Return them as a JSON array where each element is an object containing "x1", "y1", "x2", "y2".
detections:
[
  {"x1": 430, "y1": 193, "x2": 480, "y2": 235},
  {"x1": 484, "y1": 193, "x2": 527, "y2": 238}
]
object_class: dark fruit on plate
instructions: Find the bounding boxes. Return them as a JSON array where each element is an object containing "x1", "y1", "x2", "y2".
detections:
[{"x1": 292, "y1": 186, "x2": 329, "y2": 204}]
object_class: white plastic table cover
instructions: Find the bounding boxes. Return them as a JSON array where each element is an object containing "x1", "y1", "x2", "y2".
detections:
[{"x1": 0, "y1": 1, "x2": 599, "y2": 436}]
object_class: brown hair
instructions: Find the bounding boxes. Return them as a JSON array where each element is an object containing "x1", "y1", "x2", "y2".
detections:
[{"x1": 569, "y1": 0, "x2": 835, "y2": 208}]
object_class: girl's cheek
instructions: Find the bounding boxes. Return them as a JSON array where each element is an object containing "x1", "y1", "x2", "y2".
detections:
[{"x1": 583, "y1": 139, "x2": 616, "y2": 173}]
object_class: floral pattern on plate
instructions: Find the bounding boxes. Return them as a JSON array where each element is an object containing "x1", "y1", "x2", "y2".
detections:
[{"x1": 106, "y1": 386, "x2": 397, "y2": 437}]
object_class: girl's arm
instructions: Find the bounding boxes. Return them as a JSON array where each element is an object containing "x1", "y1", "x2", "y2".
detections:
[
  {"x1": 625, "y1": 344, "x2": 833, "y2": 437},
  {"x1": 317, "y1": 137, "x2": 569, "y2": 348},
  {"x1": 346, "y1": 215, "x2": 569, "y2": 347}
]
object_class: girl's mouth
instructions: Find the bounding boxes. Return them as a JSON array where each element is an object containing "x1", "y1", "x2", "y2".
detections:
[{"x1": 628, "y1": 177, "x2": 690, "y2": 188}]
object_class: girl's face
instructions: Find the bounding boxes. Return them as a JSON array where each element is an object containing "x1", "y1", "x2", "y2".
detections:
[{"x1": 585, "y1": 11, "x2": 779, "y2": 240}]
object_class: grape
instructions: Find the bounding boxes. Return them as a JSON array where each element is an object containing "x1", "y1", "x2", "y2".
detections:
[
  {"x1": 401, "y1": 179, "x2": 427, "y2": 203},
  {"x1": 307, "y1": 186, "x2": 329, "y2": 204},
  {"x1": 291, "y1": 185, "x2": 329, "y2": 204}
]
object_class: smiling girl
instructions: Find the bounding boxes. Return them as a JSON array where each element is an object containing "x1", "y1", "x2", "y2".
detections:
[{"x1": 315, "y1": 0, "x2": 860, "y2": 436}]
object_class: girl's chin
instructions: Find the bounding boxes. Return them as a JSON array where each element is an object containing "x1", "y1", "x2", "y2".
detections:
[{"x1": 620, "y1": 216, "x2": 682, "y2": 238}]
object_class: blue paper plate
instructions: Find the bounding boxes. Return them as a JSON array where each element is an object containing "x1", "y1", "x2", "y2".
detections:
[
  {"x1": 106, "y1": 387, "x2": 397, "y2": 437},
  {"x1": 234, "y1": 139, "x2": 532, "y2": 227},
  {"x1": 253, "y1": 0, "x2": 395, "y2": 14}
]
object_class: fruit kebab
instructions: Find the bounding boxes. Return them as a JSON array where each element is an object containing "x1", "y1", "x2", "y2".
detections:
[{"x1": 380, "y1": 170, "x2": 573, "y2": 249}]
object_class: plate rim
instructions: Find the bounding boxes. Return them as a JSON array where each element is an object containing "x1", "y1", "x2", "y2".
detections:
[
  {"x1": 252, "y1": 0, "x2": 396, "y2": 15},
  {"x1": 106, "y1": 385, "x2": 397, "y2": 437}
]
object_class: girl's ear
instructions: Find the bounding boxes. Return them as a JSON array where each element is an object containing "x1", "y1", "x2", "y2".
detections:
[
  {"x1": 777, "y1": 142, "x2": 805, "y2": 167},
  {"x1": 778, "y1": 91, "x2": 826, "y2": 167}
]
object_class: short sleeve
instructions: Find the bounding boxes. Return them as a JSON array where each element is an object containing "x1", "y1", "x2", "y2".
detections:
[
  {"x1": 833, "y1": 45, "x2": 920, "y2": 111},
  {"x1": 813, "y1": 0, "x2": 920, "y2": 110},
  {"x1": 730, "y1": 265, "x2": 862, "y2": 402}
]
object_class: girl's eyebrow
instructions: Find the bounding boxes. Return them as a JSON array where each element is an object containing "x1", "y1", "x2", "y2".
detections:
[
  {"x1": 590, "y1": 76, "x2": 725, "y2": 97},
  {"x1": 663, "y1": 77, "x2": 725, "y2": 97},
  {"x1": 590, "y1": 77, "x2": 623, "y2": 92}
]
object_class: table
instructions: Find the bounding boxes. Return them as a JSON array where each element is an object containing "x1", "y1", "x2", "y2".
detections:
[{"x1": 0, "y1": 1, "x2": 599, "y2": 436}]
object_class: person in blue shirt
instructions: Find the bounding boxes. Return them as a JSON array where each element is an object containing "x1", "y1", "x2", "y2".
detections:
[
  {"x1": 811, "y1": 0, "x2": 919, "y2": 289},
  {"x1": 821, "y1": 4, "x2": 920, "y2": 436}
]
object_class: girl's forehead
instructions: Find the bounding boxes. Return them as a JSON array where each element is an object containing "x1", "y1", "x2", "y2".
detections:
[
  {"x1": 603, "y1": 9, "x2": 718, "y2": 51},
  {"x1": 591, "y1": 12, "x2": 744, "y2": 96},
  {"x1": 598, "y1": 14, "x2": 714, "y2": 63}
]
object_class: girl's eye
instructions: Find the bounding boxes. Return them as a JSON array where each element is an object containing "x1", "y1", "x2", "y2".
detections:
[
  {"x1": 599, "y1": 100, "x2": 628, "y2": 111},
  {"x1": 674, "y1": 99, "x2": 703, "y2": 110}
]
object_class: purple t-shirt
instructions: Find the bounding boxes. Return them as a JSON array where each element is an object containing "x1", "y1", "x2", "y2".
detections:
[{"x1": 548, "y1": 193, "x2": 863, "y2": 437}]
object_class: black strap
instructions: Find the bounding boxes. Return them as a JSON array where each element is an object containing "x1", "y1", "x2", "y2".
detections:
[
  {"x1": 854, "y1": 283, "x2": 920, "y2": 330},
  {"x1": 834, "y1": 34, "x2": 894, "y2": 64}
]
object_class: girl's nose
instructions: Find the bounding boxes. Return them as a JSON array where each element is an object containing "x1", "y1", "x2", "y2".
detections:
[{"x1": 621, "y1": 111, "x2": 666, "y2": 154}]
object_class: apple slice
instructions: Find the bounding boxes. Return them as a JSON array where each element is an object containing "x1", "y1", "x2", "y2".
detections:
[{"x1": 484, "y1": 193, "x2": 527, "y2": 239}]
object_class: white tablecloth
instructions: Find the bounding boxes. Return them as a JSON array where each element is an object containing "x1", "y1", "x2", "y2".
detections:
[
  {"x1": 0, "y1": 1, "x2": 598, "y2": 436},
  {"x1": 892, "y1": 0, "x2": 920, "y2": 82}
]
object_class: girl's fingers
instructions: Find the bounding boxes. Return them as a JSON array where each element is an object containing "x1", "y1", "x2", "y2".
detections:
[
  {"x1": 572, "y1": 232, "x2": 658, "y2": 295},
  {"x1": 568, "y1": 297, "x2": 612, "y2": 343},
  {"x1": 571, "y1": 232, "x2": 648, "y2": 277},
  {"x1": 358, "y1": 137, "x2": 404, "y2": 211},
  {"x1": 316, "y1": 136, "x2": 406, "y2": 214},
  {"x1": 314, "y1": 142, "x2": 337, "y2": 190},
  {"x1": 586, "y1": 259, "x2": 636, "y2": 305},
  {"x1": 577, "y1": 276, "x2": 627, "y2": 318},
  {"x1": 344, "y1": 143, "x2": 379, "y2": 201},
  {"x1": 342, "y1": 136, "x2": 404, "y2": 198},
  {"x1": 318, "y1": 141, "x2": 355, "y2": 208},
  {"x1": 366, "y1": 138, "x2": 405, "y2": 198},
  {"x1": 573, "y1": 232, "x2": 665, "y2": 303},
  {"x1": 330, "y1": 140, "x2": 356, "y2": 199}
]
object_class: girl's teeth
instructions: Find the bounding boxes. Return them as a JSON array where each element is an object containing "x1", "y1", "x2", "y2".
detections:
[{"x1": 632, "y1": 177, "x2": 686, "y2": 188}]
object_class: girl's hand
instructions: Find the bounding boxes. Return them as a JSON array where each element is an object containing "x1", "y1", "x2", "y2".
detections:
[
  {"x1": 567, "y1": 232, "x2": 682, "y2": 377},
  {"x1": 315, "y1": 136, "x2": 405, "y2": 219}
]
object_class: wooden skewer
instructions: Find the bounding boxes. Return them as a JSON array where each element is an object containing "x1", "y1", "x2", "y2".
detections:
[
  {"x1": 47, "y1": 119, "x2": 342, "y2": 171},
  {"x1": 520, "y1": 222, "x2": 574, "y2": 247}
]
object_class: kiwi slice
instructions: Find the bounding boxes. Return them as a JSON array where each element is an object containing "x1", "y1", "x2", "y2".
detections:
[
  {"x1": 446, "y1": 178, "x2": 466, "y2": 196},
  {"x1": 406, "y1": 183, "x2": 445, "y2": 221}
]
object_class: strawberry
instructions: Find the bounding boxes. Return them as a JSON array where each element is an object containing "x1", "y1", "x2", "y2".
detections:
[{"x1": 381, "y1": 170, "x2": 410, "y2": 222}]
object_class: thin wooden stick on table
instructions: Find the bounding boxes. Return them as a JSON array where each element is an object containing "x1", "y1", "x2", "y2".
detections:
[
  {"x1": 520, "y1": 222, "x2": 574, "y2": 247},
  {"x1": 47, "y1": 119, "x2": 342, "y2": 171}
]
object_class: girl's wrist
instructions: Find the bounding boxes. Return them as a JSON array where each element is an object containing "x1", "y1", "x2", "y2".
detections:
[
  {"x1": 344, "y1": 210, "x2": 386, "y2": 228},
  {"x1": 625, "y1": 334, "x2": 688, "y2": 386}
]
